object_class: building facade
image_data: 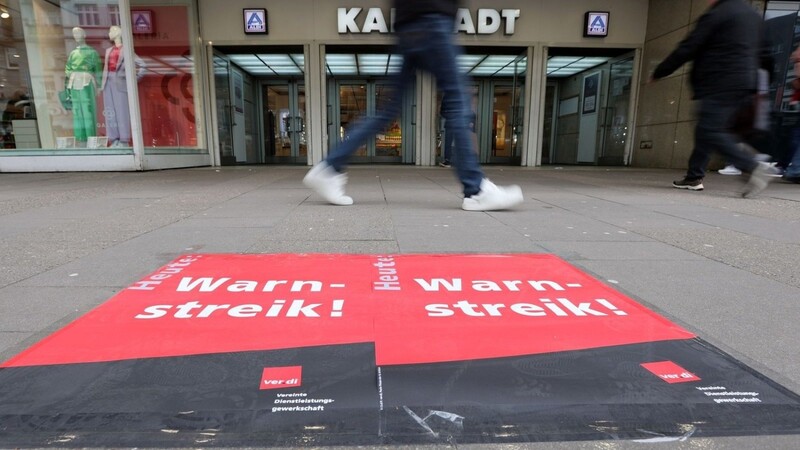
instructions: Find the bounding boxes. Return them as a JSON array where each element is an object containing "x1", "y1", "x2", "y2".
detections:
[{"x1": 0, "y1": 0, "x2": 790, "y2": 173}]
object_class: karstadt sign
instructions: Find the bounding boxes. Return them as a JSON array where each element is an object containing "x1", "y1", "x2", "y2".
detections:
[{"x1": 338, "y1": 7, "x2": 521, "y2": 35}]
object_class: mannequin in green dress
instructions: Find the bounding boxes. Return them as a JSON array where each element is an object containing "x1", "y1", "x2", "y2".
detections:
[{"x1": 64, "y1": 27, "x2": 101, "y2": 143}]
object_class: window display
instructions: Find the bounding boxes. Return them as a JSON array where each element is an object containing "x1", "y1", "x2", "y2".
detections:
[
  {"x1": 65, "y1": 27, "x2": 101, "y2": 145},
  {"x1": 101, "y1": 25, "x2": 145, "y2": 147},
  {"x1": 0, "y1": 0, "x2": 203, "y2": 154}
]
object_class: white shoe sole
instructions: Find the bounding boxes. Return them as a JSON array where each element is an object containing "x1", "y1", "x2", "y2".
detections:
[
  {"x1": 462, "y1": 185, "x2": 523, "y2": 211},
  {"x1": 672, "y1": 183, "x2": 704, "y2": 191}
]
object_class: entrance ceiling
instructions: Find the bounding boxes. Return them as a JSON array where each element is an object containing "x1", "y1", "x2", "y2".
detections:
[{"x1": 226, "y1": 52, "x2": 610, "y2": 79}]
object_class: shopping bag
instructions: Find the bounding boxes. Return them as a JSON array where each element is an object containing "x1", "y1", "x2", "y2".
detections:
[{"x1": 58, "y1": 90, "x2": 72, "y2": 110}]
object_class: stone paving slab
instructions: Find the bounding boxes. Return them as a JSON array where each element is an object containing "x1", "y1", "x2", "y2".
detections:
[{"x1": 0, "y1": 166, "x2": 798, "y2": 449}]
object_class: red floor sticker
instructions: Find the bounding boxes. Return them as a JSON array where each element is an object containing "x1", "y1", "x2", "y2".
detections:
[{"x1": 1, "y1": 254, "x2": 694, "y2": 367}]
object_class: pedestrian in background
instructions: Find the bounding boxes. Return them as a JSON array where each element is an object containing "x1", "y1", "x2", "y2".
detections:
[
  {"x1": 650, "y1": 0, "x2": 772, "y2": 197},
  {"x1": 783, "y1": 46, "x2": 800, "y2": 183},
  {"x1": 304, "y1": 0, "x2": 523, "y2": 211}
]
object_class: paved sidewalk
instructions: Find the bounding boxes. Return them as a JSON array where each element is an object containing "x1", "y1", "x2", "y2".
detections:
[{"x1": 0, "y1": 166, "x2": 799, "y2": 449}]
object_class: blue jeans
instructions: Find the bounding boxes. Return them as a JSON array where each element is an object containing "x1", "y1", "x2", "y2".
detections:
[
  {"x1": 325, "y1": 14, "x2": 484, "y2": 196},
  {"x1": 786, "y1": 126, "x2": 800, "y2": 178},
  {"x1": 441, "y1": 123, "x2": 454, "y2": 163},
  {"x1": 687, "y1": 93, "x2": 759, "y2": 180}
]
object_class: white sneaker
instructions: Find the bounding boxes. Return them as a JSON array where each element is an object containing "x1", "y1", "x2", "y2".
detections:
[
  {"x1": 718, "y1": 165, "x2": 742, "y2": 175},
  {"x1": 765, "y1": 163, "x2": 784, "y2": 178},
  {"x1": 742, "y1": 162, "x2": 772, "y2": 198},
  {"x1": 302, "y1": 162, "x2": 353, "y2": 206},
  {"x1": 461, "y1": 179, "x2": 523, "y2": 211}
]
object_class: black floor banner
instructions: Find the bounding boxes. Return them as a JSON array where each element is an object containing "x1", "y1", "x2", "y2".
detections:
[{"x1": 1, "y1": 254, "x2": 798, "y2": 446}]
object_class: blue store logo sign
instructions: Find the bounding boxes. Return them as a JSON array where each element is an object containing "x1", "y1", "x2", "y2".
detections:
[
  {"x1": 244, "y1": 9, "x2": 268, "y2": 34},
  {"x1": 585, "y1": 11, "x2": 609, "y2": 37}
]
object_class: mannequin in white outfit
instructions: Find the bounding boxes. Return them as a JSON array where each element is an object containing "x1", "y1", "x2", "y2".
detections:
[{"x1": 100, "y1": 26, "x2": 145, "y2": 147}]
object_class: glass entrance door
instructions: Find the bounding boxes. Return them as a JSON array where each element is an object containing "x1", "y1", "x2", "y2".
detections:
[
  {"x1": 599, "y1": 55, "x2": 634, "y2": 165},
  {"x1": 213, "y1": 52, "x2": 235, "y2": 165},
  {"x1": 447, "y1": 80, "x2": 524, "y2": 165},
  {"x1": 486, "y1": 82, "x2": 524, "y2": 164},
  {"x1": 330, "y1": 80, "x2": 406, "y2": 163},
  {"x1": 263, "y1": 81, "x2": 306, "y2": 164}
]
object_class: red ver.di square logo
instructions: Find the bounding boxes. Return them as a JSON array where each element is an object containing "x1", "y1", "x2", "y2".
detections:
[
  {"x1": 260, "y1": 366, "x2": 302, "y2": 390},
  {"x1": 641, "y1": 361, "x2": 701, "y2": 384}
]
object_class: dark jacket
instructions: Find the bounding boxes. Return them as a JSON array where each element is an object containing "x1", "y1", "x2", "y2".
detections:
[
  {"x1": 653, "y1": 0, "x2": 763, "y2": 99},
  {"x1": 393, "y1": 0, "x2": 459, "y2": 31}
]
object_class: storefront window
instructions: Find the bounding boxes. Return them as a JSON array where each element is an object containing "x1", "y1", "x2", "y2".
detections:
[
  {"x1": 131, "y1": 0, "x2": 202, "y2": 152},
  {"x1": 1, "y1": 2, "x2": 113, "y2": 150},
  {"x1": 0, "y1": 0, "x2": 202, "y2": 154}
]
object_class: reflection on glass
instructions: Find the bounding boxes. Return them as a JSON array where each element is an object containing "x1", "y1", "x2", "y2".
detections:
[
  {"x1": 492, "y1": 85, "x2": 523, "y2": 158},
  {"x1": 375, "y1": 84, "x2": 400, "y2": 157},
  {"x1": 132, "y1": 3, "x2": 200, "y2": 149},
  {"x1": 265, "y1": 84, "x2": 289, "y2": 157},
  {"x1": 493, "y1": 87, "x2": 512, "y2": 157},
  {"x1": 602, "y1": 57, "x2": 633, "y2": 164}
]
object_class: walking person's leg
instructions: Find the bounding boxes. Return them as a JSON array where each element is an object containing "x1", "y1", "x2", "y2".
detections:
[
  {"x1": 303, "y1": 58, "x2": 416, "y2": 205},
  {"x1": 412, "y1": 20, "x2": 482, "y2": 197},
  {"x1": 675, "y1": 94, "x2": 768, "y2": 196},
  {"x1": 408, "y1": 15, "x2": 522, "y2": 210},
  {"x1": 707, "y1": 94, "x2": 771, "y2": 197}
]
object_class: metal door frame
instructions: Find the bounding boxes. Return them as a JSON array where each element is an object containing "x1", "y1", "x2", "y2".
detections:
[
  {"x1": 212, "y1": 50, "x2": 235, "y2": 166},
  {"x1": 261, "y1": 79, "x2": 306, "y2": 164}
]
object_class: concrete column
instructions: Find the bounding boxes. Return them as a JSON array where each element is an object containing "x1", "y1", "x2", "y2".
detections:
[
  {"x1": 305, "y1": 43, "x2": 327, "y2": 165},
  {"x1": 417, "y1": 71, "x2": 436, "y2": 166},
  {"x1": 522, "y1": 45, "x2": 544, "y2": 166}
]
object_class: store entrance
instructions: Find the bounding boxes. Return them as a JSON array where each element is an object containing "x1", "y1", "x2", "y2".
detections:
[
  {"x1": 544, "y1": 48, "x2": 635, "y2": 166},
  {"x1": 263, "y1": 81, "x2": 307, "y2": 164},
  {"x1": 212, "y1": 45, "x2": 306, "y2": 165},
  {"x1": 326, "y1": 47, "x2": 415, "y2": 164},
  {"x1": 435, "y1": 49, "x2": 527, "y2": 165},
  {"x1": 329, "y1": 80, "x2": 398, "y2": 163}
]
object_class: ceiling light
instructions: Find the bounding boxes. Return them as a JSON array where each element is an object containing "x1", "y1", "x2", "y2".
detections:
[{"x1": 0, "y1": 12, "x2": 10, "y2": 19}]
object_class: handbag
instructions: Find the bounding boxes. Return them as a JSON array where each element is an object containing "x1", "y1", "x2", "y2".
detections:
[{"x1": 58, "y1": 89, "x2": 72, "y2": 110}]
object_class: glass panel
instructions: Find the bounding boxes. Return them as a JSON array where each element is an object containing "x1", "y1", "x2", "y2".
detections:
[
  {"x1": 327, "y1": 53, "x2": 401, "y2": 77},
  {"x1": 374, "y1": 83, "x2": 401, "y2": 156},
  {"x1": 264, "y1": 84, "x2": 290, "y2": 157},
  {"x1": 339, "y1": 83, "x2": 367, "y2": 156},
  {"x1": 601, "y1": 57, "x2": 633, "y2": 164},
  {"x1": 296, "y1": 84, "x2": 306, "y2": 157},
  {"x1": 213, "y1": 54, "x2": 233, "y2": 163},
  {"x1": 492, "y1": 85, "x2": 517, "y2": 158},
  {"x1": 131, "y1": 1, "x2": 201, "y2": 150}
]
